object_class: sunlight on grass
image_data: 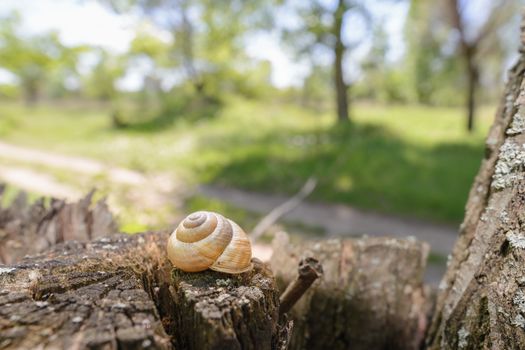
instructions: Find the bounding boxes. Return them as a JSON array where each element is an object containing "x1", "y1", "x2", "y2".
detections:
[{"x1": 0, "y1": 98, "x2": 495, "y2": 223}]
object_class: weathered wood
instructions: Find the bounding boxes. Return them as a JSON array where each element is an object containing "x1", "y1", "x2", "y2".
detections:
[
  {"x1": 425, "y1": 18, "x2": 525, "y2": 349},
  {"x1": 270, "y1": 232, "x2": 429, "y2": 350},
  {"x1": 0, "y1": 231, "x2": 285, "y2": 350},
  {"x1": 0, "y1": 186, "x2": 118, "y2": 264}
]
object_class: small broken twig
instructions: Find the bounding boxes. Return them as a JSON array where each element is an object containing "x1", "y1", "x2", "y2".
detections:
[
  {"x1": 251, "y1": 176, "x2": 317, "y2": 241},
  {"x1": 279, "y1": 257, "x2": 323, "y2": 316}
]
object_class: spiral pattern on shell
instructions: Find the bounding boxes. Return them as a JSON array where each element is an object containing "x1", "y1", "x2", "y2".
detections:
[{"x1": 167, "y1": 211, "x2": 252, "y2": 274}]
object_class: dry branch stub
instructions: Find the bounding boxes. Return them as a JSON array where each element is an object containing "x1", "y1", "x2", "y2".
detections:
[
  {"x1": 0, "y1": 231, "x2": 288, "y2": 349},
  {"x1": 270, "y1": 232, "x2": 429, "y2": 350},
  {"x1": 279, "y1": 257, "x2": 323, "y2": 316}
]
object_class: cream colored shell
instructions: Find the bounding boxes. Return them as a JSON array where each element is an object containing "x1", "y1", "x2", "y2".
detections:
[{"x1": 167, "y1": 211, "x2": 252, "y2": 274}]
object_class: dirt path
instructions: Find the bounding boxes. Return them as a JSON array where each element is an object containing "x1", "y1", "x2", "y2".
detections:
[
  {"x1": 0, "y1": 141, "x2": 457, "y2": 261},
  {"x1": 200, "y1": 185, "x2": 458, "y2": 256},
  {"x1": 0, "y1": 141, "x2": 146, "y2": 186},
  {"x1": 0, "y1": 164, "x2": 81, "y2": 199}
]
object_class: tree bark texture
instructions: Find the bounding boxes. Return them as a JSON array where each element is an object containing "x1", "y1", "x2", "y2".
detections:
[
  {"x1": 270, "y1": 232, "x2": 430, "y2": 350},
  {"x1": 0, "y1": 232, "x2": 285, "y2": 350},
  {"x1": 426, "y1": 22, "x2": 525, "y2": 348}
]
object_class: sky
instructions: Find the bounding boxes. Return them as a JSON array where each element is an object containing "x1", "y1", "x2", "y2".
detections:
[{"x1": 0, "y1": 0, "x2": 409, "y2": 89}]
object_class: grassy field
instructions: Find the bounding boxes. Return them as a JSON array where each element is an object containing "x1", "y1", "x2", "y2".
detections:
[{"x1": 0, "y1": 98, "x2": 495, "y2": 223}]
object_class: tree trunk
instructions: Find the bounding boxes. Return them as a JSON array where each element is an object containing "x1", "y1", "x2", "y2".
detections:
[
  {"x1": 270, "y1": 232, "x2": 430, "y2": 350},
  {"x1": 333, "y1": 0, "x2": 349, "y2": 123},
  {"x1": 0, "y1": 232, "x2": 286, "y2": 350},
  {"x1": 23, "y1": 80, "x2": 39, "y2": 107},
  {"x1": 447, "y1": 0, "x2": 480, "y2": 133},
  {"x1": 465, "y1": 51, "x2": 479, "y2": 133},
  {"x1": 425, "y1": 21, "x2": 525, "y2": 348}
]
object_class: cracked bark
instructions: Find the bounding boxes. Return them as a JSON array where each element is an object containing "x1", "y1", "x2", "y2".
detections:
[{"x1": 425, "y1": 16, "x2": 525, "y2": 349}]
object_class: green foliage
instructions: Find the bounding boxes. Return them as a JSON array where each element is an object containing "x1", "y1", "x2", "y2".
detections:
[
  {"x1": 301, "y1": 65, "x2": 332, "y2": 111},
  {"x1": 129, "y1": 30, "x2": 171, "y2": 62},
  {"x1": 0, "y1": 111, "x2": 18, "y2": 137},
  {"x1": 405, "y1": 0, "x2": 520, "y2": 107},
  {"x1": 107, "y1": 85, "x2": 223, "y2": 132},
  {"x1": 281, "y1": 0, "x2": 405, "y2": 120},
  {"x1": 0, "y1": 12, "x2": 85, "y2": 104},
  {"x1": 101, "y1": 0, "x2": 275, "y2": 104},
  {"x1": 84, "y1": 49, "x2": 127, "y2": 101},
  {"x1": 0, "y1": 84, "x2": 20, "y2": 100},
  {"x1": 355, "y1": 24, "x2": 412, "y2": 104}
]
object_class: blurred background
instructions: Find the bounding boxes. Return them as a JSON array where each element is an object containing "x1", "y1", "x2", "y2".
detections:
[{"x1": 0, "y1": 0, "x2": 523, "y2": 278}]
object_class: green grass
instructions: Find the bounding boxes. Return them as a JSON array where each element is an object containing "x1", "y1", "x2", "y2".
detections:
[{"x1": 0, "y1": 98, "x2": 494, "y2": 224}]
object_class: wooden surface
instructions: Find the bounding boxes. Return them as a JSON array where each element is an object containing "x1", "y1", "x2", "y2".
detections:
[
  {"x1": 270, "y1": 232, "x2": 430, "y2": 350},
  {"x1": 0, "y1": 231, "x2": 286, "y2": 349}
]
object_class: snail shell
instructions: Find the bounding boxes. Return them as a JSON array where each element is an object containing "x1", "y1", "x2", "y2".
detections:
[{"x1": 167, "y1": 211, "x2": 252, "y2": 274}]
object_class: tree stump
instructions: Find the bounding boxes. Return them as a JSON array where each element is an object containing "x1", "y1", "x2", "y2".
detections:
[
  {"x1": 270, "y1": 232, "x2": 430, "y2": 350},
  {"x1": 425, "y1": 17, "x2": 525, "y2": 349},
  {"x1": 0, "y1": 232, "x2": 285, "y2": 349},
  {"x1": 0, "y1": 185, "x2": 118, "y2": 265}
]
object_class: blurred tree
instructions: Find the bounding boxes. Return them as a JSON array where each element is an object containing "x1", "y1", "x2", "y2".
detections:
[
  {"x1": 0, "y1": 13, "x2": 83, "y2": 105},
  {"x1": 333, "y1": 0, "x2": 350, "y2": 122},
  {"x1": 84, "y1": 49, "x2": 127, "y2": 101},
  {"x1": 282, "y1": 0, "x2": 402, "y2": 123},
  {"x1": 407, "y1": 0, "x2": 520, "y2": 131},
  {"x1": 47, "y1": 43, "x2": 88, "y2": 99},
  {"x1": 129, "y1": 29, "x2": 171, "y2": 63},
  {"x1": 447, "y1": 0, "x2": 518, "y2": 132},
  {"x1": 100, "y1": 0, "x2": 274, "y2": 100}
]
